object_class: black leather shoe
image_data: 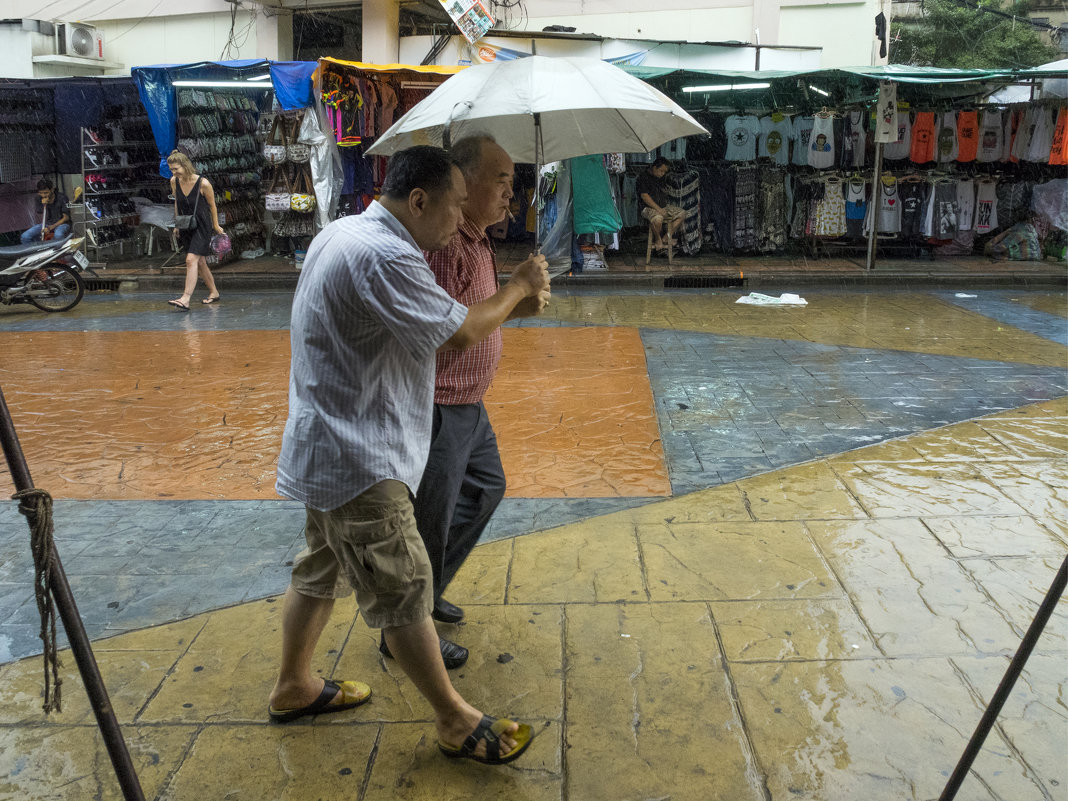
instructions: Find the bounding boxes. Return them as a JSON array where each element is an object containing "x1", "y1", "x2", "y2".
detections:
[
  {"x1": 379, "y1": 634, "x2": 469, "y2": 670},
  {"x1": 432, "y1": 597, "x2": 465, "y2": 624}
]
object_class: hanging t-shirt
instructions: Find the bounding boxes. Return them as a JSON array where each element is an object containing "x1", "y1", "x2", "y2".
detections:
[
  {"x1": 974, "y1": 179, "x2": 998, "y2": 233},
  {"x1": 791, "y1": 116, "x2": 815, "y2": 166},
  {"x1": 759, "y1": 114, "x2": 793, "y2": 165},
  {"x1": 937, "y1": 112, "x2": 959, "y2": 163},
  {"x1": 1011, "y1": 107, "x2": 1036, "y2": 162},
  {"x1": 724, "y1": 115, "x2": 762, "y2": 161},
  {"x1": 976, "y1": 110, "x2": 1003, "y2": 163},
  {"x1": 910, "y1": 111, "x2": 937, "y2": 163},
  {"x1": 1026, "y1": 108, "x2": 1055, "y2": 162},
  {"x1": 873, "y1": 81, "x2": 897, "y2": 142},
  {"x1": 956, "y1": 178, "x2": 975, "y2": 231},
  {"x1": 841, "y1": 111, "x2": 866, "y2": 168},
  {"x1": 1003, "y1": 109, "x2": 1022, "y2": 162},
  {"x1": 931, "y1": 181, "x2": 959, "y2": 240},
  {"x1": 1050, "y1": 108, "x2": 1068, "y2": 166},
  {"x1": 956, "y1": 111, "x2": 979, "y2": 162},
  {"x1": 875, "y1": 178, "x2": 902, "y2": 233},
  {"x1": 883, "y1": 111, "x2": 912, "y2": 160},
  {"x1": 900, "y1": 181, "x2": 928, "y2": 239},
  {"x1": 808, "y1": 114, "x2": 835, "y2": 169},
  {"x1": 845, "y1": 178, "x2": 867, "y2": 238}
]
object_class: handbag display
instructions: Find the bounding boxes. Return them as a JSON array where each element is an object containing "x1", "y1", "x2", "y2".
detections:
[
  {"x1": 264, "y1": 169, "x2": 292, "y2": 212},
  {"x1": 290, "y1": 166, "x2": 317, "y2": 213},
  {"x1": 174, "y1": 177, "x2": 201, "y2": 230},
  {"x1": 262, "y1": 115, "x2": 287, "y2": 165}
]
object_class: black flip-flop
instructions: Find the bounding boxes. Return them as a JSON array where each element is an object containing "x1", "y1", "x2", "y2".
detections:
[
  {"x1": 167, "y1": 299, "x2": 190, "y2": 311},
  {"x1": 202, "y1": 295, "x2": 221, "y2": 305},
  {"x1": 268, "y1": 678, "x2": 371, "y2": 724}
]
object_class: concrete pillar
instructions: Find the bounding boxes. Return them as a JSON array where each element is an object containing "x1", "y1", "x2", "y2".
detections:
[
  {"x1": 752, "y1": 0, "x2": 782, "y2": 47},
  {"x1": 363, "y1": 0, "x2": 400, "y2": 64},
  {"x1": 256, "y1": 9, "x2": 293, "y2": 61}
]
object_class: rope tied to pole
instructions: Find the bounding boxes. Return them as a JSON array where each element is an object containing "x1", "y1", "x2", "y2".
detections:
[{"x1": 13, "y1": 487, "x2": 62, "y2": 713}]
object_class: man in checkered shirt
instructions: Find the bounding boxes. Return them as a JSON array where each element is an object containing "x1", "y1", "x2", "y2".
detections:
[{"x1": 409, "y1": 135, "x2": 549, "y2": 660}]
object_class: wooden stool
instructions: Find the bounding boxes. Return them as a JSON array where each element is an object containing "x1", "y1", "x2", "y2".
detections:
[{"x1": 645, "y1": 221, "x2": 674, "y2": 266}]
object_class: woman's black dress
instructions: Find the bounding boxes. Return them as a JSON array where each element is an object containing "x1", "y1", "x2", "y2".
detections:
[{"x1": 176, "y1": 176, "x2": 212, "y2": 257}]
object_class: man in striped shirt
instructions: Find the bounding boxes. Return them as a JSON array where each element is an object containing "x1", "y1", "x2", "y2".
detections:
[
  {"x1": 270, "y1": 146, "x2": 549, "y2": 764},
  {"x1": 410, "y1": 135, "x2": 549, "y2": 649}
]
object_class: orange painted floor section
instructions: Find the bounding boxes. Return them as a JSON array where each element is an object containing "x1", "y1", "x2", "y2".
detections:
[{"x1": 0, "y1": 327, "x2": 668, "y2": 501}]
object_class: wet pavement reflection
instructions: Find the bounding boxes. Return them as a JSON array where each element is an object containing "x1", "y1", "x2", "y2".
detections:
[{"x1": 0, "y1": 287, "x2": 1064, "y2": 800}]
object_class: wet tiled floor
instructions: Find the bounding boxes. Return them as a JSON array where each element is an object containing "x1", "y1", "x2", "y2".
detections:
[{"x1": 0, "y1": 287, "x2": 1065, "y2": 800}]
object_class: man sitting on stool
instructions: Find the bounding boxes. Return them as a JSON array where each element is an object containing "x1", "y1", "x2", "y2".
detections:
[
  {"x1": 637, "y1": 157, "x2": 683, "y2": 254},
  {"x1": 21, "y1": 180, "x2": 70, "y2": 244}
]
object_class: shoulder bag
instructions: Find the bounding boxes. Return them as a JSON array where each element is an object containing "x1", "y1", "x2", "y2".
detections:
[
  {"x1": 174, "y1": 178, "x2": 201, "y2": 230},
  {"x1": 265, "y1": 169, "x2": 292, "y2": 212},
  {"x1": 262, "y1": 116, "x2": 288, "y2": 165},
  {"x1": 290, "y1": 166, "x2": 317, "y2": 213}
]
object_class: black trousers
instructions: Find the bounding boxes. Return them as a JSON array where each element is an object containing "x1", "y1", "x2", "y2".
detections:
[{"x1": 413, "y1": 402, "x2": 506, "y2": 600}]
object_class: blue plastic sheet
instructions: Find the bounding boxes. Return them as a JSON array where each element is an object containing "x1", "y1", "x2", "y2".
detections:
[{"x1": 132, "y1": 59, "x2": 317, "y2": 177}]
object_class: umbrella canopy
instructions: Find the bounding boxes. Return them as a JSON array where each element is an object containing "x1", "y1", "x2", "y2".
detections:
[{"x1": 365, "y1": 55, "x2": 707, "y2": 164}]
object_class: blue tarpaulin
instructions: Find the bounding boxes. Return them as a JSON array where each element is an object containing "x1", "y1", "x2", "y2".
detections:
[{"x1": 131, "y1": 59, "x2": 317, "y2": 177}]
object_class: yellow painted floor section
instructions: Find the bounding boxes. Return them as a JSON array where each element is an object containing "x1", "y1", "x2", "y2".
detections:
[
  {"x1": 2, "y1": 399, "x2": 1064, "y2": 800},
  {"x1": 0, "y1": 327, "x2": 668, "y2": 501}
]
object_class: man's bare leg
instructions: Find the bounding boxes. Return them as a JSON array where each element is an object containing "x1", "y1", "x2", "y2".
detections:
[
  {"x1": 384, "y1": 617, "x2": 519, "y2": 758},
  {"x1": 269, "y1": 586, "x2": 337, "y2": 709},
  {"x1": 650, "y1": 216, "x2": 665, "y2": 249}
]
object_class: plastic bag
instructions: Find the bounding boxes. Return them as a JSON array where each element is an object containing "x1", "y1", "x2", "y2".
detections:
[{"x1": 984, "y1": 223, "x2": 1042, "y2": 261}]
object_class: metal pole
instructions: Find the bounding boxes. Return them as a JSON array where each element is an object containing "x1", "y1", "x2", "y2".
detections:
[
  {"x1": 0, "y1": 387, "x2": 146, "y2": 801},
  {"x1": 938, "y1": 555, "x2": 1067, "y2": 801},
  {"x1": 865, "y1": 140, "x2": 884, "y2": 271},
  {"x1": 534, "y1": 112, "x2": 542, "y2": 254}
]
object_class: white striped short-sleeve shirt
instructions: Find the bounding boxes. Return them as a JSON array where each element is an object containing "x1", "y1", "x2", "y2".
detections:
[{"x1": 276, "y1": 201, "x2": 468, "y2": 511}]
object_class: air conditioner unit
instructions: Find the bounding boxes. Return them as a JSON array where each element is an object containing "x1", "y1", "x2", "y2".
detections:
[{"x1": 57, "y1": 22, "x2": 103, "y2": 60}]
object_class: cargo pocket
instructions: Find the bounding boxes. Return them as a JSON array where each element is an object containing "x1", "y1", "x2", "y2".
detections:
[{"x1": 336, "y1": 507, "x2": 416, "y2": 595}]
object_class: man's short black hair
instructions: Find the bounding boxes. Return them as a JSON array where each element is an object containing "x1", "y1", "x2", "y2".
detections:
[
  {"x1": 36, "y1": 179, "x2": 54, "y2": 191},
  {"x1": 651, "y1": 157, "x2": 670, "y2": 170},
  {"x1": 381, "y1": 146, "x2": 456, "y2": 200}
]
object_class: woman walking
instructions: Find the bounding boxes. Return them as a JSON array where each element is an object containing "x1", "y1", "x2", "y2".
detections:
[{"x1": 166, "y1": 151, "x2": 224, "y2": 310}]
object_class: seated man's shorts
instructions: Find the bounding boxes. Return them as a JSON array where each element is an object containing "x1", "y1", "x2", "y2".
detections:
[
  {"x1": 291, "y1": 479, "x2": 433, "y2": 629},
  {"x1": 641, "y1": 205, "x2": 685, "y2": 223}
]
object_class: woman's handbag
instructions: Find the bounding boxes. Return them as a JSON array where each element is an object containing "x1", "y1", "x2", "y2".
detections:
[
  {"x1": 290, "y1": 166, "x2": 317, "y2": 213},
  {"x1": 174, "y1": 178, "x2": 201, "y2": 230},
  {"x1": 264, "y1": 169, "x2": 292, "y2": 212},
  {"x1": 262, "y1": 116, "x2": 287, "y2": 165}
]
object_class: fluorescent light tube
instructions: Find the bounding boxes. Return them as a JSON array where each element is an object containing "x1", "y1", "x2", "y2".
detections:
[
  {"x1": 808, "y1": 84, "x2": 830, "y2": 97},
  {"x1": 682, "y1": 82, "x2": 771, "y2": 92},
  {"x1": 172, "y1": 79, "x2": 273, "y2": 87}
]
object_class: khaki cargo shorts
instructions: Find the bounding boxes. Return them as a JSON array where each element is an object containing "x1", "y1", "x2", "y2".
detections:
[
  {"x1": 291, "y1": 479, "x2": 433, "y2": 629},
  {"x1": 641, "y1": 205, "x2": 685, "y2": 224}
]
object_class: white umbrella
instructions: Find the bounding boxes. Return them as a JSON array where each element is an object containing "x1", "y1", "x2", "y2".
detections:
[
  {"x1": 365, "y1": 55, "x2": 706, "y2": 164},
  {"x1": 366, "y1": 56, "x2": 706, "y2": 256}
]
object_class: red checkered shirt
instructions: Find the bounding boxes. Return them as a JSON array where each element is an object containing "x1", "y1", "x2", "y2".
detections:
[{"x1": 424, "y1": 215, "x2": 501, "y2": 405}]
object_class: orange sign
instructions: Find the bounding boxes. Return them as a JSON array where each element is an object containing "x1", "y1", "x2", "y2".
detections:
[{"x1": 478, "y1": 46, "x2": 496, "y2": 62}]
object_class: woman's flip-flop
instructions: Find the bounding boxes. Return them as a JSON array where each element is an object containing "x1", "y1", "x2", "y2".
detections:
[
  {"x1": 167, "y1": 299, "x2": 190, "y2": 311},
  {"x1": 202, "y1": 295, "x2": 221, "y2": 305},
  {"x1": 438, "y1": 714, "x2": 535, "y2": 765},
  {"x1": 268, "y1": 678, "x2": 371, "y2": 724}
]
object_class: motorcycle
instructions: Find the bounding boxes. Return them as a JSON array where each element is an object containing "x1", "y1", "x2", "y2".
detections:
[{"x1": 0, "y1": 234, "x2": 90, "y2": 313}]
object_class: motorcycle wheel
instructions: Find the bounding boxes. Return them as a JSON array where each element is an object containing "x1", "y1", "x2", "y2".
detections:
[{"x1": 25, "y1": 266, "x2": 85, "y2": 312}]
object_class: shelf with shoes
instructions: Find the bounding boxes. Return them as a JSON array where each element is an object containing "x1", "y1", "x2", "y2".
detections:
[
  {"x1": 79, "y1": 125, "x2": 163, "y2": 258},
  {"x1": 175, "y1": 86, "x2": 271, "y2": 264}
]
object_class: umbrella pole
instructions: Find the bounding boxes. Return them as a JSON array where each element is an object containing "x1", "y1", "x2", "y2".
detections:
[{"x1": 534, "y1": 112, "x2": 542, "y2": 254}]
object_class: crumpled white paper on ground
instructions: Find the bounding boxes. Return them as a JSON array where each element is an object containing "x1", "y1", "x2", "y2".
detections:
[{"x1": 735, "y1": 292, "x2": 808, "y2": 306}]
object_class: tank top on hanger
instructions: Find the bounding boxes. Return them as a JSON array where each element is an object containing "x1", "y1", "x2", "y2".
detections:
[
  {"x1": 883, "y1": 112, "x2": 912, "y2": 160},
  {"x1": 845, "y1": 178, "x2": 867, "y2": 238},
  {"x1": 1050, "y1": 108, "x2": 1068, "y2": 167},
  {"x1": 974, "y1": 180, "x2": 998, "y2": 233},
  {"x1": 956, "y1": 178, "x2": 975, "y2": 231},
  {"x1": 792, "y1": 116, "x2": 815, "y2": 166},
  {"x1": 937, "y1": 112, "x2": 959, "y2": 163},
  {"x1": 808, "y1": 113, "x2": 835, "y2": 169},
  {"x1": 876, "y1": 178, "x2": 901, "y2": 233},
  {"x1": 910, "y1": 111, "x2": 937, "y2": 164},
  {"x1": 956, "y1": 110, "x2": 979, "y2": 162},
  {"x1": 976, "y1": 110, "x2": 1003, "y2": 163},
  {"x1": 1026, "y1": 108, "x2": 1055, "y2": 162}
]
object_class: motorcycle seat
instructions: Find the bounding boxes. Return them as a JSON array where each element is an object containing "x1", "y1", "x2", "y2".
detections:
[{"x1": 0, "y1": 235, "x2": 73, "y2": 259}]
